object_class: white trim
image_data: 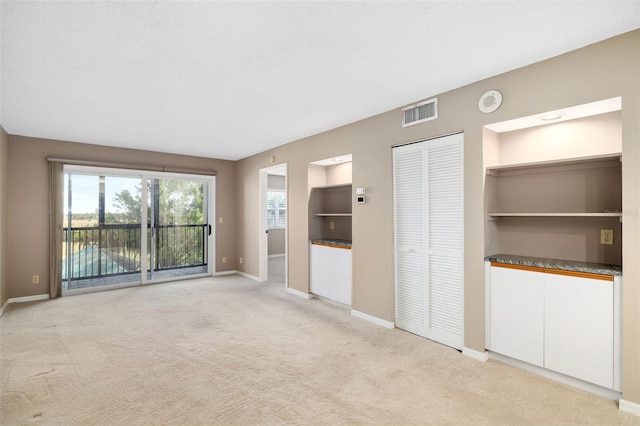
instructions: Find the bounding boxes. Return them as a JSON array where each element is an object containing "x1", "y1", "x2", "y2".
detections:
[
  {"x1": 0, "y1": 299, "x2": 10, "y2": 316},
  {"x1": 215, "y1": 270, "x2": 237, "y2": 276},
  {"x1": 286, "y1": 287, "x2": 313, "y2": 299},
  {"x1": 8, "y1": 294, "x2": 49, "y2": 304},
  {"x1": 236, "y1": 271, "x2": 261, "y2": 282},
  {"x1": 613, "y1": 275, "x2": 622, "y2": 391},
  {"x1": 268, "y1": 254, "x2": 285, "y2": 259},
  {"x1": 462, "y1": 347, "x2": 489, "y2": 362},
  {"x1": 484, "y1": 261, "x2": 492, "y2": 349},
  {"x1": 619, "y1": 399, "x2": 640, "y2": 417},
  {"x1": 489, "y1": 351, "x2": 621, "y2": 401},
  {"x1": 2, "y1": 294, "x2": 50, "y2": 312},
  {"x1": 351, "y1": 310, "x2": 395, "y2": 329}
]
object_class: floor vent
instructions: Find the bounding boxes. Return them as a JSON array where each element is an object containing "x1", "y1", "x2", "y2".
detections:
[{"x1": 402, "y1": 98, "x2": 438, "y2": 127}]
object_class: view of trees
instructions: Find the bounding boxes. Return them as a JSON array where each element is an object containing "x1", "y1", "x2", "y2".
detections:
[
  {"x1": 109, "y1": 179, "x2": 205, "y2": 225},
  {"x1": 64, "y1": 176, "x2": 208, "y2": 279}
]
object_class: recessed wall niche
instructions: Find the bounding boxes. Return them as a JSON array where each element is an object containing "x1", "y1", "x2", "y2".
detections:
[{"x1": 483, "y1": 107, "x2": 622, "y2": 266}]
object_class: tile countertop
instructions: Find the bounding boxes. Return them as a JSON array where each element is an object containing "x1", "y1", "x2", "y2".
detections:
[
  {"x1": 485, "y1": 254, "x2": 622, "y2": 276},
  {"x1": 310, "y1": 239, "x2": 352, "y2": 248}
]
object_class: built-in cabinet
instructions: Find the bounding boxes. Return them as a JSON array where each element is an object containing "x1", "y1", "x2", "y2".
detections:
[
  {"x1": 308, "y1": 183, "x2": 353, "y2": 305},
  {"x1": 487, "y1": 262, "x2": 621, "y2": 391},
  {"x1": 483, "y1": 108, "x2": 624, "y2": 397},
  {"x1": 310, "y1": 242, "x2": 352, "y2": 305}
]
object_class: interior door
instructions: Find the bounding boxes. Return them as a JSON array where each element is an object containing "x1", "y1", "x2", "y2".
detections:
[{"x1": 393, "y1": 133, "x2": 464, "y2": 350}]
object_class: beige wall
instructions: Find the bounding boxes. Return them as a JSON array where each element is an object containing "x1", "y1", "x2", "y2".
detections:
[
  {"x1": 497, "y1": 111, "x2": 622, "y2": 165},
  {"x1": 236, "y1": 30, "x2": 640, "y2": 403},
  {"x1": 6, "y1": 135, "x2": 238, "y2": 299},
  {"x1": 0, "y1": 126, "x2": 8, "y2": 309}
]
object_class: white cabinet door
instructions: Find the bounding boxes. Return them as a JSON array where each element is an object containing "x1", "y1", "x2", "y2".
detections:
[
  {"x1": 490, "y1": 266, "x2": 544, "y2": 367},
  {"x1": 310, "y1": 244, "x2": 352, "y2": 306},
  {"x1": 331, "y1": 247, "x2": 352, "y2": 306},
  {"x1": 544, "y1": 273, "x2": 613, "y2": 388},
  {"x1": 310, "y1": 244, "x2": 331, "y2": 299}
]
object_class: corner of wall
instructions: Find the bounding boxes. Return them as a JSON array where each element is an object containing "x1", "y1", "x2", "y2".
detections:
[{"x1": 0, "y1": 126, "x2": 9, "y2": 309}]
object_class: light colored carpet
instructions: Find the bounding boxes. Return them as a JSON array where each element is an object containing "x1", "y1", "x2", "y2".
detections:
[{"x1": 1, "y1": 275, "x2": 638, "y2": 425}]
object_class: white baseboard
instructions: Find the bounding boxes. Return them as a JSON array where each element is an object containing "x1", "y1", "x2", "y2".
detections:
[
  {"x1": 1, "y1": 294, "x2": 50, "y2": 317},
  {"x1": 489, "y1": 351, "x2": 621, "y2": 401},
  {"x1": 0, "y1": 299, "x2": 9, "y2": 317},
  {"x1": 286, "y1": 287, "x2": 312, "y2": 299},
  {"x1": 214, "y1": 270, "x2": 237, "y2": 276},
  {"x1": 462, "y1": 347, "x2": 489, "y2": 362},
  {"x1": 268, "y1": 254, "x2": 285, "y2": 259},
  {"x1": 619, "y1": 399, "x2": 640, "y2": 417},
  {"x1": 8, "y1": 294, "x2": 49, "y2": 304},
  {"x1": 235, "y1": 271, "x2": 261, "y2": 282},
  {"x1": 351, "y1": 310, "x2": 395, "y2": 329}
]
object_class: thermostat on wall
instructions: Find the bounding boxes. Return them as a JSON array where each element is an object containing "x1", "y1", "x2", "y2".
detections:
[{"x1": 356, "y1": 195, "x2": 366, "y2": 204}]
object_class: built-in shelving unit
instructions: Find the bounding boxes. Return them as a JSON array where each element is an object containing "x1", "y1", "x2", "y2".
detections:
[
  {"x1": 308, "y1": 183, "x2": 352, "y2": 241},
  {"x1": 484, "y1": 153, "x2": 622, "y2": 265},
  {"x1": 486, "y1": 154, "x2": 622, "y2": 221}
]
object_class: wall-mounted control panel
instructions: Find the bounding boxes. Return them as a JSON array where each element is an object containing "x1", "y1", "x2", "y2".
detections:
[{"x1": 356, "y1": 187, "x2": 366, "y2": 204}]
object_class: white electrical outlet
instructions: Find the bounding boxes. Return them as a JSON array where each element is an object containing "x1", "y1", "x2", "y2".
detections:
[
  {"x1": 222, "y1": 256, "x2": 227, "y2": 263},
  {"x1": 329, "y1": 221, "x2": 335, "y2": 230},
  {"x1": 32, "y1": 275, "x2": 39, "y2": 284},
  {"x1": 600, "y1": 229, "x2": 614, "y2": 245},
  {"x1": 240, "y1": 257, "x2": 243, "y2": 264}
]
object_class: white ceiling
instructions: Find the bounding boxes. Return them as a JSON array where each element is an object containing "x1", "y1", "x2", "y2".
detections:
[{"x1": 1, "y1": 1, "x2": 639, "y2": 161}]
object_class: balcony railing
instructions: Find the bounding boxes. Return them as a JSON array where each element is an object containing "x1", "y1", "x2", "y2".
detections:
[{"x1": 63, "y1": 224, "x2": 208, "y2": 280}]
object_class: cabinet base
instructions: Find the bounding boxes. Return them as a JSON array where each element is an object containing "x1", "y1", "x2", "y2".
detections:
[{"x1": 489, "y1": 351, "x2": 621, "y2": 401}]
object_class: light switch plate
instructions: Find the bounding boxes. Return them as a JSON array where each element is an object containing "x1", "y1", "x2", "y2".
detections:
[{"x1": 600, "y1": 229, "x2": 614, "y2": 245}]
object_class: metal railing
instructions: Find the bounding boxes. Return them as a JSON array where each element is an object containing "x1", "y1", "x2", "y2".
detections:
[{"x1": 63, "y1": 224, "x2": 208, "y2": 280}]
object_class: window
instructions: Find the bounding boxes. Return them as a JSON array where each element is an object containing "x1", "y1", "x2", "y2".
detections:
[{"x1": 267, "y1": 190, "x2": 286, "y2": 228}]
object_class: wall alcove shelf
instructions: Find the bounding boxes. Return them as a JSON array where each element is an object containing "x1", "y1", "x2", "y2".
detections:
[
  {"x1": 308, "y1": 183, "x2": 352, "y2": 241},
  {"x1": 485, "y1": 154, "x2": 622, "y2": 222}
]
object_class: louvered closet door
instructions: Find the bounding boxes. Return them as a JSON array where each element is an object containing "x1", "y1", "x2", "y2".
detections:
[
  {"x1": 393, "y1": 143, "x2": 427, "y2": 337},
  {"x1": 393, "y1": 133, "x2": 464, "y2": 350}
]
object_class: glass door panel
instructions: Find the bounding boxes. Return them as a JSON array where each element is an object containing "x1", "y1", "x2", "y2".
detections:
[
  {"x1": 63, "y1": 173, "x2": 143, "y2": 291},
  {"x1": 148, "y1": 178, "x2": 209, "y2": 281}
]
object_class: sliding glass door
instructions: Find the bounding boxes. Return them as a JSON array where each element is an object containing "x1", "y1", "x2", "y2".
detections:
[
  {"x1": 62, "y1": 166, "x2": 214, "y2": 293},
  {"x1": 147, "y1": 177, "x2": 210, "y2": 281}
]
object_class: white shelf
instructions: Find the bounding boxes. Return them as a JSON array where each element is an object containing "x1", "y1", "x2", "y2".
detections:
[
  {"x1": 487, "y1": 212, "x2": 622, "y2": 221},
  {"x1": 310, "y1": 183, "x2": 352, "y2": 190},
  {"x1": 313, "y1": 213, "x2": 352, "y2": 217},
  {"x1": 486, "y1": 153, "x2": 621, "y2": 175}
]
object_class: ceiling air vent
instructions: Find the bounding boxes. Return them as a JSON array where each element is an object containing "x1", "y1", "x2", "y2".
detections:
[{"x1": 402, "y1": 98, "x2": 438, "y2": 127}]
